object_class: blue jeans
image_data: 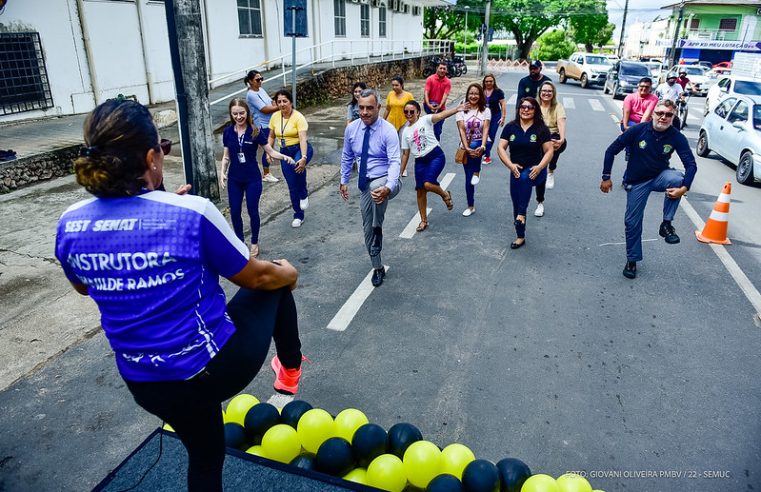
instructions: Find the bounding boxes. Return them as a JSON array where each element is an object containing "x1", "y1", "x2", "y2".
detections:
[
  {"x1": 259, "y1": 127, "x2": 270, "y2": 171},
  {"x1": 463, "y1": 139, "x2": 483, "y2": 207},
  {"x1": 485, "y1": 110, "x2": 501, "y2": 158},
  {"x1": 227, "y1": 176, "x2": 262, "y2": 244},
  {"x1": 424, "y1": 103, "x2": 445, "y2": 141},
  {"x1": 509, "y1": 165, "x2": 547, "y2": 236},
  {"x1": 624, "y1": 168, "x2": 684, "y2": 262},
  {"x1": 279, "y1": 143, "x2": 313, "y2": 220}
]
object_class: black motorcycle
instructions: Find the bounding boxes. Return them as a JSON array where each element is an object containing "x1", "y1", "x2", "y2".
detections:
[{"x1": 422, "y1": 56, "x2": 462, "y2": 78}]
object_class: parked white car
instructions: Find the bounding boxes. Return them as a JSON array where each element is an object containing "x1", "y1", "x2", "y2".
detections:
[
  {"x1": 697, "y1": 94, "x2": 761, "y2": 185},
  {"x1": 643, "y1": 61, "x2": 663, "y2": 79},
  {"x1": 704, "y1": 75, "x2": 761, "y2": 115}
]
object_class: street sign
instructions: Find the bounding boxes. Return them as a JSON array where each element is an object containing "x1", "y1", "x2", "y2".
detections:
[{"x1": 284, "y1": 0, "x2": 308, "y2": 37}]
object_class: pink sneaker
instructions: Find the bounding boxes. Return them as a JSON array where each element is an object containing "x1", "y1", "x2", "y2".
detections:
[
  {"x1": 483, "y1": 156, "x2": 492, "y2": 165},
  {"x1": 271, "y1": 355, "x2": 305, "y2": 395}
]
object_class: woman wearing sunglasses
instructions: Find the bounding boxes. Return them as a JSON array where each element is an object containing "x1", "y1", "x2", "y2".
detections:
[
  {"x1": 400, "y1": 100, "x2": 465, "y2": 231},
  {"x1": 221, "y1": 98, "x2": 295, "y2": 258},
  {"x1": 269, "y1": 89, "x2": 314, "y2": 228},
  {"x1": 498, "y1": 97, "x2": 554, "y2": 249},
  {"x1": 56, "y1": 99, "x2": 304, "y2": 491},
  {"x1": 534, "y1": 81, "x2": 567, "y2": 217},
  {"x1": 455, "y1": 83, "x2": 491, "y2": 217},
  {"x1": 244, "y1": 70, "x2": 280, "y2": 184}
]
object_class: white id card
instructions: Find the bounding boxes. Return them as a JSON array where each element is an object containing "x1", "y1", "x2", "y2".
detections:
[{"x1": 237, "y1": 152, "x2": 246, "y2": 164}]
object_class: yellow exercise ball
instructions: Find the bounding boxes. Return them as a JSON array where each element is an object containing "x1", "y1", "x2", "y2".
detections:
[
  {"x1": 402, "y1": 440, "x2": 442, "y2": 489},
  {"x1": 439, "y1": 443, "x2": 476, "y2": 479},
  {"x1": 522, "y1": 473, "x2": 560, "y2": 492},
  {"x1": 366, "y1": 454, "x2": 407, "y2": 492},
  {"x1": 245, "y1": 445, "x2": 266, "y2": 457},
  {"x1": 343, "y1": 468, "x2": 369, "y2": 485},
  {"x1": 334, "y1": 408, "x2": 369, "y2": 442},
  {"x1": 296, "y1": 408, "x2": 335, "y2": 454},
  {"x1": 225, "y1": 394, "x2": 259, "y2": 425},
  {"x1": 556, "y1": 473, "x2": 592, "y2": 492},
  {"x1": 261, "y1": 424, "x2": 301, "y2": 463}
]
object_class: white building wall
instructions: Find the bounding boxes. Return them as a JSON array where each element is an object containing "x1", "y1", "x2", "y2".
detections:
[{"x1": 1, "y1": 0, "x2": 426, "y2": 122}]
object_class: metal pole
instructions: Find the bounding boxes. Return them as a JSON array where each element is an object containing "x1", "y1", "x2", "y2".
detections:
[
  {"x1": 669, "y1": 2, "x2": 685, "y2": 68},
  {"x1": 464, "y1": 6, "x2": 469, "y2": 60},
  {"x1": 480, "y1": 0, "x2": 491, "y2": 76},
  {"x1": 617, "y1": 0, "x2": 629, "y2": 59},
  {"x1": 291, "y1": 6, "x2": 297, "y2": 108}
]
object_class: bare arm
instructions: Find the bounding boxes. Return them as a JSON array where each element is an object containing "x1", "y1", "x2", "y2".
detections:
[
  {"x1": 70, "y1": 282, "x2": 89, "y2": 296},
  {"x1": 557, "y1": 117, "x2": 567, "y2": 143},
  {"x1": 219, "y1": 147, "x2": 230, "y2": 189},
  {"x1": 263, "y1": 143, "x2": 294, "y2": 164},
  {"x1": 499, "y1": 98, "x2": 507, "y2": 125},
  {"x1": 456, "y1": 120, "x2": 468, "y2": 149},
  {"x1": 529, "y1": 141, "x2": 554, "y2": 180},
  {"x1": 439, "y1": 91, "x2": 450, "y2": 111},
  {"x1": 260, "y1": 104, "x2": 279, "y2": 114},
  {"x1": 401, "y1": 149, "x2": 410, "y2": 175},
  {"x1": 498, "y1": 139, "x2": 520, "y2": 178},
  {"x1": 228, "y1": 257, "x2": 298, "y2": 291},
  {"x1": 295, "y1": 130, "x2": 308, "y2": 173},
  {"x1": 431, "y1": 103, "x2": 465, "y2": 124},
  {"x1": 622, "y1": 106, "x2": 632, "y2": 130}
]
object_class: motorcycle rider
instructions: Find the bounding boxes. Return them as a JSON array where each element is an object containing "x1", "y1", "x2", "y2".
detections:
[{"x1": 655, "y1": 74, "x2": 686, "y2": 129}]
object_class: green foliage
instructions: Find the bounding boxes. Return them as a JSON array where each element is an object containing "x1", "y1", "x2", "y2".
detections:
[
  {"x1": 536, "y1": 29, "x2": 576, "y2": 61},
  {"x1": 491, "y1": 0, "x2": 566, "y2": 59},
  {"x1": 566, "y1": 0, "x2": 613, "y2": 52},
  {"x1": 423, "y1": 0, "x2": 482, "y2": 40}
]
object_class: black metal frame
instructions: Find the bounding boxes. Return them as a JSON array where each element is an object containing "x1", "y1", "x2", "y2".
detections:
[{"x1": 0, "y1": 32, "x2": 54, "y2": 116}]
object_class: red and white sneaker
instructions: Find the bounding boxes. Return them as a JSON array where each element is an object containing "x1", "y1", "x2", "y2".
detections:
[
  {"x1": 483, "y1": 156, "x2": 492, "y2": 165},
  {"x1": 270, "y1": 355, "x2": 308, "y2": 395}
]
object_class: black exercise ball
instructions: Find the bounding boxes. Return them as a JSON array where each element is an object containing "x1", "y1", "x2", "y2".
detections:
[
  {"x1": 244, "y1": 403, "x2": 281, "y2": 442},
  {"x1": 290, "y1": 454, "x2": 316, "y2": 470},
  {"x1": 280, "y1": 399, "x2": 313, "y2": 429},
  {"x1": 495, "y1": 457, "x2": 531, "y2": 492},
  {"x1": 315, "y1": 437, "x2": 355, "y2": 476},
  {"x1": 427, "y1": 473, "x2": 466, "y2": 492},
  {"x1": 224, "y1": 422, "x2": 248, "y2": 450},
  {"x1": 352, "y1": 423, "x2": 388, "y2": 467},
  {"x1": 462, "y1": 459, "x2": 501, "y2": 492},
  {"x1": 387, "y1": 422, "x2": 423, "y2": 459}
]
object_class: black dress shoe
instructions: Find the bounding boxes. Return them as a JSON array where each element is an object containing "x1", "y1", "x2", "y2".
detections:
[
  {"x1": 510, "y1": 239, "x2": 526, "y2": 249},
  {"x1": 371, "y1": 267, "x2": 385, "y2": 287},
  {"x1": 659, "y1": 221, "x2": 680, "y2": 244},
  {"x1": 622, "y1": 261, "x2": 637, "y2": 279}
]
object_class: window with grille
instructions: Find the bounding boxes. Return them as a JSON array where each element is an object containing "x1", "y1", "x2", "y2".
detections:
[
  {"x1": 718, "y1": 18, "x2": 737, "y2": 31},
  {"x1": 360, "y1": 4, "x2": 370, "y2": 37},
  {"x1": 334, "y1": 0, "x2": 346, "y2": 37},
  {"x1": 238, "y1": 0, "x2": 263, "y2": 37},
  {"x1": 379, "y1": 6, "x2": 386, "y2": 37},
  {"x1": 0, "y1": 32, "x2": 53, "y2": 116}
]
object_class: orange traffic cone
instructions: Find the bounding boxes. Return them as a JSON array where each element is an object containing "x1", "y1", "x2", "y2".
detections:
[{"x1": 695, "y1": 181, "x2": 731, "y2": 245}]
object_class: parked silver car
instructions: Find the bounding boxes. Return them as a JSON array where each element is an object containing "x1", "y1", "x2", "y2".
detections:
[{"x1": 697, "y1": 94, "x2": 761, "y2": 185}]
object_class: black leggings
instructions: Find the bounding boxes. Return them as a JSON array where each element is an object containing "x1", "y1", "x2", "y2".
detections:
[
  {"x1": 535, "y1": 134, "x2": 567, "y2": 203},
  {"x1": 125, "y1": 287, "x2": 302, "y2": 492}
]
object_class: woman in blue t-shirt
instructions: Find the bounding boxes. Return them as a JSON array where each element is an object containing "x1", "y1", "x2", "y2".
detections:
[
  {"x1": 221, "y1": 98, "x2": 295, "y2": 258},
  {"x1": 55, "y1": 99, "x2": 304, "y2": 492},
  {"x1": 497, "y1": 96, "x2": 554, "y2": 249}
]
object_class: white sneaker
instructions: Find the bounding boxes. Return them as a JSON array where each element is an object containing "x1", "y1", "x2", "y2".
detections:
[
  {"x1": 263, "y1": 173, "x2": 279, "y2": 183},
  {"x1": 291, "y1": 218, "x2": 303, "y2": 228},
  {"x1": 462, "y1": 207, "x2": 475, "y2": 217},
  {"x1": 546, "y1": 173, "x2": 555, "y2": 189},
  {"x1": 401, "y1": 170, "x2": 408, "y2": 177},
  {"x1": 470, "y1": 174, "x2": 480, "y2": 186},
  {"x1": 299, "y1": 197, "x2": 309, "y2": 210},
  {"x1": 534, "y1": 203, "x2": 544, "y2": 217}
]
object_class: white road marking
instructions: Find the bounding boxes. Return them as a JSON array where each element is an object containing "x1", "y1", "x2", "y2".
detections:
[
  {"x1": 589, "y1": 99, "x2": 605, "y2": 111},
  {"x1": 326, "y1": 265, "x2": 390, "y2": 331},
  {"x1": 680, "y1": 198, "x2": 761, "y2": 321},
  {"x1": 562, "y1": 97, "x2": 575, "y2": 109},
  {"x1": 267, "y1": 394, "x2": 294, "y2": 408},
  {"x1": 599, "y1": 238, "x2": 658, "y2": 247},
  {"x1": 609, "y1": 114, "x2": 620, "y2": 124},
  {"x1": 507, "y1": 94, "x2": 517, "y2": 105},
  {"x1": 400, "y1": 172, "x2": 455, "y2": 239}
]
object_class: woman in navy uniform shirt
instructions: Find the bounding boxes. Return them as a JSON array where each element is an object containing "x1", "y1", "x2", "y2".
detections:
[
  {"x1": 497, "y1": 96, "x2": 554, "y2": 249},
  {"x1": 221, "y1": 98, "x2": 294, "y2": 258}
]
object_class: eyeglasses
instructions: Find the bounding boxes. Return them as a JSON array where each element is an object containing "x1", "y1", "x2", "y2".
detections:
[
  {"x1": 540, "y1": 90, "x2": 553, "y2": 94},
  {"x1": 159, "y1": 138, "x2": 172, "y2": 155},
  {"x1": 254, "y1": 77, "x2": 264, "y2": 82},
  {"x1": 403, "y1": 110, "x2": 416, "y2": 115},
  {"x1": 519, "y1": 105, "x2": 535, "y2": 111},
  {"x1": 653, "y1": 111, "x2": 674, "y2": 118}
]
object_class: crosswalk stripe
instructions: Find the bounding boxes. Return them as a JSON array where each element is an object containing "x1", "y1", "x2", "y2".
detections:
[
  {"x1": 562, "y1": 97, "x2": 575, "y2": 109},
  {"x1": 507, "y1": 94, "x2": 517, "y2": 105},
  {"x1": 589, "y1": 99, "x2": 605, "y2": 111}
]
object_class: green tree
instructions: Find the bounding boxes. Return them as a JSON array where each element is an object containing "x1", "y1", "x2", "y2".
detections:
[
  {"x1": 490, "y1": 0, "x2": 566, "y2": 60},
  {"x1": 536, "y1": 29, "x2": 576, "y2": 61},
  {"x1": 423, "y1": 0, "x2": 482, "y2": 40},
  {"x1": 566, "y1": 0, "x2": 613, "y2": 52}
]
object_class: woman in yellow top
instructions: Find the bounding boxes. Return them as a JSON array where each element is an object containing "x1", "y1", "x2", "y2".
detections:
[
  {"x1": 533, "y1": 81, "x2": 567, "y2": 218},
  {"x1": 383, "y1": 76, "x2": 414, "y2": 132},
  {"x1": 268, "y1": 89, "x2": 314, "y2": 228}
]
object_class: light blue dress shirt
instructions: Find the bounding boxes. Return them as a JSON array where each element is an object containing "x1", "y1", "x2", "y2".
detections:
[{"x1": 341, "y1": 117, "x2": 401, "y2": 192}]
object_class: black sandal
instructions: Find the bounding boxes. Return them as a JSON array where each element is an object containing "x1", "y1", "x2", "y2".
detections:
[{"x1": 443, "y1": 191, "x2": 453, "y2": 211}]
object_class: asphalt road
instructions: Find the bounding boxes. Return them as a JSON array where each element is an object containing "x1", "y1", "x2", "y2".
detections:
[{"x1": 1, "y1": 70, "x2": 760, "y2": 492}]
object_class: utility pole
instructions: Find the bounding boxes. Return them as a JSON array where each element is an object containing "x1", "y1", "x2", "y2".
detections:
[
  {"x1": 617, "y1": 0, "x2": 629, "y2": 59},
  {"x1": 480, "y1": 0, "x2": 491, "y2": 76},
  {"x1": 164, "y1": 0, "x2": 219, "y2": 200},
  {"x1": 669, "y1": 2, "x2": 685, "y2": 68}
]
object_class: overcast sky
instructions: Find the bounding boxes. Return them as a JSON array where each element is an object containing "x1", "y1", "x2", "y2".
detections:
[{"x1": 606, "y1": 0, "x2": 670, "y2": 43}]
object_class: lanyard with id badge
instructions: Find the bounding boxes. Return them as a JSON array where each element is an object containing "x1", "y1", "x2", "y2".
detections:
[
  {"x1": 237, "y1": 131, "x2": 247, "y2": 164},
  {"x1": 280, "y1": 115, "x2": 291, "y2": 149}
]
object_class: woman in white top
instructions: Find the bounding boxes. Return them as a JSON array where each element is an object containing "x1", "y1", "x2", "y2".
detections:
[
  {"x1": 455, "y1": 83, "x2": 491, "y2": 217},
  {"x1": 534, "y1": 81, "x2": 567, "y2": 217},
  {"x1": 401, "y1": 100, "x2": 464, "y2": 231}
]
